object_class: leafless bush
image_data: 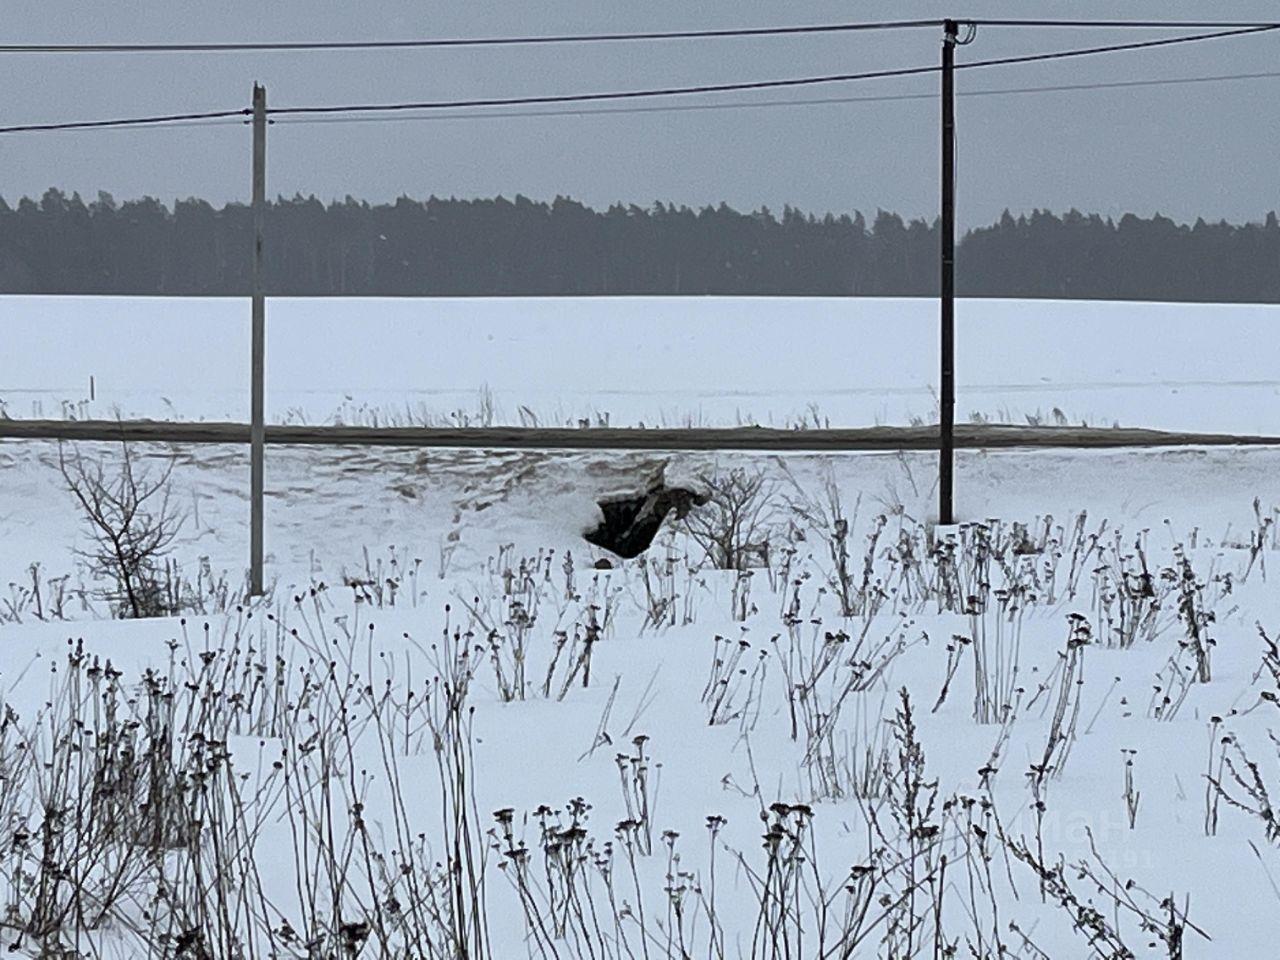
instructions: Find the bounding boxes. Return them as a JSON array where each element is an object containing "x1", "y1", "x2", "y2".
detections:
[
  {"x1": 683, "y1": 467, "x2": 778, "y2": 571},
  {"x1": 58, "y1": 441, "x2": 187, "y2": 618}
]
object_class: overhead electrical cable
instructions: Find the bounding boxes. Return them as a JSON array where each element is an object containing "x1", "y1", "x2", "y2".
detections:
[
  {"x1": 2, "y1": 18, "x2": 1275, "y2": 56},
  {"x1": 0, "y1": 24, "x2": 1275, "y2": 136},
  {"x1": 14, "y1": 67, "x2": 1278, "y2": 134},
  {"x1": 0, "y1": 20, "x2": 941, "y2": 54},
  {"x1": 0, "y1": 108, "x2": 248, "y2": 134},
  {"x1": 258, "y1": 24, "x2": 1280, "y2": 120},
  {"x1": 952, "y1": 24, "x2": 1280, "y2": 75},
  {"x1": 268, "y1": 69, "x2": 1280, "y2": 126},
  {"x1": 966, "y1": 19, "x2": 1280, "y2": 29}
]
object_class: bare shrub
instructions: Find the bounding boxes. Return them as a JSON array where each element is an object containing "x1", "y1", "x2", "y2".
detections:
[
  {"x1": 58, "y1": 441, "x2": 187, "y2": 618},
  {"x1": 682, "y1": 466, "x2": 778, "y2": 571}
]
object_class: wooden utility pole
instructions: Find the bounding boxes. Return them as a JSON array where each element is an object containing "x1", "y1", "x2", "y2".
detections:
[
  {"x1": 250, "y1": 83, "x2": 266, "y2": 594},
  {"x1": 939, "y1": 20, "x2": 957, "y2": 526}
]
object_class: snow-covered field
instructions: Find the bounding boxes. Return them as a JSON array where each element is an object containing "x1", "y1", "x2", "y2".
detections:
[
  {"x1": 0, "y1": 295, "x2": 1279, "y2": 957},
  {"x1": 3, "y1": 295, "x2": 1279, "y2": 432}
]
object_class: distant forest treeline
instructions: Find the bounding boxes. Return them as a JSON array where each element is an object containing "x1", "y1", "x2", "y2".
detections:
[{"x1": 2, "y1": 189, "x2": 1278, "y2": 301}]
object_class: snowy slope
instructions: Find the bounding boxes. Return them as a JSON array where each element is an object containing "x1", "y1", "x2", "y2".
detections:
[{"x1": 3, "y1": 441, "x2": 1279, "y2": 593}]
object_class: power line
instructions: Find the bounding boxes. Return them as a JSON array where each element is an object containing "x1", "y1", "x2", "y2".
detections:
[
  {"x1": 968, "y1": 19, "x2": 1280, "y2": 29},
  {"x1": 2, "y1": 18, "x2": 1276, "y2": 57},
  {"x1": 0, "y1": 63, "x2": 938, "y2": 135},
  {"x1": 1, "y1": 24, "x2": 1275, "y2": 136},
  {"x1": 954, "y1": 24, "x2": 1280, "y2": 75},
  {"x1": 13, "y1": 67, "x2": 1280, "y2": 135},
  {"x1": 0, "y1": 108, "x2": 247, "y2": 135},
  {"x1": 265, "y1": 64, "x2": 942, "y2": 118},
  {"x1": 269, "y1": 69, "x2": 1280, "y2": 126},
  {"x1": 2, "y1": 19, "x2": 1274, "y2": 56},
  {"x1": 260, "y1": 24, "x2": 1280, "y2": 120},
  {"x1": 0, "y1": 20, "x2": 940, "y2": 54},
  {"x1": 8, "y1": 67, "x2": 1279, "y2": 134},
  {"x1": 969, "y1": 67, "x2": 1280, "y2": 96}
]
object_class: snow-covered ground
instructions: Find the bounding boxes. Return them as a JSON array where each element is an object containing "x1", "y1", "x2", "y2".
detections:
[
  {"x1": 0, "y1": 439, "x2": 1278, "y2": 956},
  {"x1": 3, "y1": 295, "x2": 1279, "y2": 432},
  {"x1": 1, "y1": 295, "x2": 1279, "y2": 957}
]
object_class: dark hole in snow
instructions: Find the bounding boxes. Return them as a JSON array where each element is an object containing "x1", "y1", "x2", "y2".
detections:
[{"x1": 583, "y1": 464, "x2": 709, "y2": 560}]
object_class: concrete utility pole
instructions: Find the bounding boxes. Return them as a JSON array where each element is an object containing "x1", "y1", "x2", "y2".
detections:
[
  {"x1": 250, "y1": 83, "x2": 266, "y2": 594},
  {"x1": 938, "y1": 20, "x2": 957, "y2": 526}
]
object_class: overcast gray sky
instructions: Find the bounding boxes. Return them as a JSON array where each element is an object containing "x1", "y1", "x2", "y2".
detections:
[{"x1": 4, "y1": 1, "x2": 1278, "y2": 227}]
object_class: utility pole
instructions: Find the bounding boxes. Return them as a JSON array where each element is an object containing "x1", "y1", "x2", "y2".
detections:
[
  {"x1": 939, "y1": 20, "x2": 957, "y2": 526},
  {"x1": 250, "y1": 83, "x2": 266, "y2": 594}
]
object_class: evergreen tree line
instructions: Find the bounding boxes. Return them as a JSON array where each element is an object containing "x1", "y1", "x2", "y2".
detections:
[{"x1": 2, "y1": 188, "x2": 1277, "y2": 301}]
